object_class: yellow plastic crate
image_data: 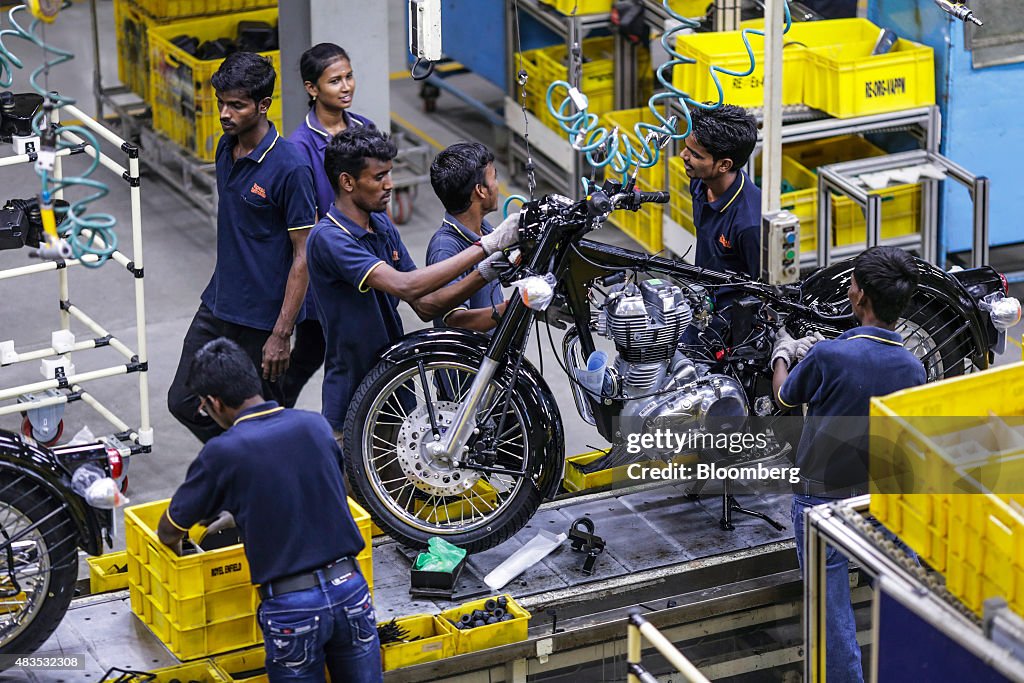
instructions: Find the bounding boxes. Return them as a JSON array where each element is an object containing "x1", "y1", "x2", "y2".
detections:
[
  {"x1": 668, "y1": 0, "x2": 713, "y2": 17},
  {"x1": 804, "y1": 36, "x2": 935, "y2": 118},
  {"x1": 870, "y1": 362, "x2": 1024, "y2": 614},
  {"x1": 88, "y1": 550, "x2": 130, "y2": 593},
  {"x1": 672, "y1": 29, "x2": 806, "y2": 107},
  {"x1": 539, "y1": 0, "x2": 611, "y2": 14},
  {"x1": 600, "y1": 108, "x2": 669, "y2": 188},
  {"x1": 138, "y1": 590, "x2": 262, "y2": 660},
  {"x1": 113, "y1": 0, "x2": 155, "y2": 101},
  {"x1": 946, "y1": 494, "x2": 1024, "y2": 616},
  {"x1": 380, "y1": 614, "x2": 457, "y2": 671},
  {"x1": 103, "y1": 660, "x2": 230, "y2": 682},
  {"x1": 533, "y1": 36, "x2": 617, "y2": 131},
  {"x1": 148, "y1": 9, "x2": 282, "y2": 161},
  {"x1": 563, "y1": 450, "x2": 699, "y2": 492},
  {"x1": 125, "y1": 500, "x2": 252, "y2": 600},
  {"x1": 609, "y1": 178, "x2": 664, "y2": 253},
  {"x1": 785, "y1": 135, "x2": 921, "y2": 245},
  {"x1": 213, "y1": 647, "x2": 269, "y2": 682},
  {"x1": 440, "y1": 594, "x2": 531, "y2": 655},
  {"x1": 136, "y1": 0, "x2": 274, "y2": 19},
  {"x1": 512, "y1": 47, "x2": 546, "y2": 116},
  {"x1": 870, "y1": 493, "x2": 950, "y2": 571},
  {"x1": 668, "y1": 156, "x2": 693, "y2": 230}
]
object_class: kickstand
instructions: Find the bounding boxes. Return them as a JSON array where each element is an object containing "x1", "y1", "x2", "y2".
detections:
[{"x1": 719, "y1": 478, "x2": 785, "y2": 531}]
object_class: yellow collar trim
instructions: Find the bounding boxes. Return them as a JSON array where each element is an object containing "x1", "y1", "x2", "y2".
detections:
[
  {"x1": 255, "y1": 131, "x2": 281, "y2": 163},
  {"x1": 234, "y1": 406, "x2": 284, "y2": 425},
  {"x1": 846, "y1": 334, "x2": 904, "y2": 347},
  {"x1": 326, "y1": 212, "x2": 355, "y2": 236},
  {"x1": 718, "y1": 173, "x2": 745, "y2": 213}
]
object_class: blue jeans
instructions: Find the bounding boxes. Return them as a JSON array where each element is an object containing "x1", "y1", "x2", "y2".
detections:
[
  {"x1": 792, "y1": 495, "x2": 864, "y2": 683},
  {"x1": 257, "y1": 570, "x2": 382, "y2": 683}
]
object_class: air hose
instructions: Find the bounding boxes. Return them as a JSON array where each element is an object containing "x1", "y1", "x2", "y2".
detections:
[
  {"x1": 5, "y1": 3, "x2": 117, "y2": 267},
  {"x1": 544, "y1": 0, "x2": 792, "y2": 182}
]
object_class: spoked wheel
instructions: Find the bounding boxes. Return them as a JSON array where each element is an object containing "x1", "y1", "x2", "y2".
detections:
[
  {"x1": 344, "y1": 356, "x2": 544, "y2": 553},
  {"x1": 802, "y1": 264, "x2": 983, "y2": 381},
  {"x1": 0, "y1": 472, "x2": 79, "y2": 663}
]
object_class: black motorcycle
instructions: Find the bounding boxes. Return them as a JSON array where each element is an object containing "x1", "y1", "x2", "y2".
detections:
[
  {"x1": 0, "y1": 429, "x2": 119, "y2": 659},
  {"x1": 343, "y1": 182, "x2": 1009, "y2": 553}
]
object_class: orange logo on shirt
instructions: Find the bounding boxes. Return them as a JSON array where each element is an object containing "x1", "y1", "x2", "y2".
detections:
[
  {"x1": 718, "y1": 233, "x2": 732, "y2": 249},
  {"x1": 392, "y1": 250, "x2": 399, "y2": 261},
  {"x1": 250, "y1": 182, "x2": 267, "y2": 198}
]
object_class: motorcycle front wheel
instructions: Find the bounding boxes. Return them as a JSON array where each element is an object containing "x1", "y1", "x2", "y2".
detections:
[
  {"x1": 344, "y1": 355, "x2": 545, "y2": 553},
  {"x1": 0, "y1": 471, "x2": 80, "y2": 663}
]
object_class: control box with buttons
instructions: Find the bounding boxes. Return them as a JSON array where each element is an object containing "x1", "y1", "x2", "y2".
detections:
[{"x1": 760, "y1": 210, "x2": 800, "y2": 285}]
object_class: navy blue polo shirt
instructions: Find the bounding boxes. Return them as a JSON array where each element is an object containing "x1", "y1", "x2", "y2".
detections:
[
  {"x1": 202, "y1": 124, "x2": 318, "y2": 331},
  {"x1": 288, "y1": 108, "x2": 375, "y2": 219},
  {"x1": 307, "y1": 205, "x2": 417, "y2": 429},
  {"x1": 691, "y1": 170, "x2": 762, "y2": 279},
  {"x1": 288, "y1": 109, "x2": 374, "y2": 322},
  {"x1": 778, "y1": 326, "x2": 926, "y2": 489},
  {"x1": 425, "y1": 213, "x2": 503, "y2": 328},
  {"x1": 166, "y1": 402, "x2": 364, "y2": 585}
]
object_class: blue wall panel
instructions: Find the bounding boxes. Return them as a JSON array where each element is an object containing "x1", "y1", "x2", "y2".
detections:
[{"x1": 872, "y1": 0, "x2": 1024, "y2": 253}]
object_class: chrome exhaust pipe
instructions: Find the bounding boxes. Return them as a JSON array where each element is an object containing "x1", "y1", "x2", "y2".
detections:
[{"x1": 562, "y1": 327, "x2": 596, "y2": 426}]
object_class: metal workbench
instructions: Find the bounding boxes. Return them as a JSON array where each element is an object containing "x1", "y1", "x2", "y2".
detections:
[{"x1": 13, "y1": 479, "x2": 804, "y2": 681}]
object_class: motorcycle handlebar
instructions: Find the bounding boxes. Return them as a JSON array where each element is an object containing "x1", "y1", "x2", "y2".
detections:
[{"x1": 637, "y1": 191, "x2": 670, "y2": 204}]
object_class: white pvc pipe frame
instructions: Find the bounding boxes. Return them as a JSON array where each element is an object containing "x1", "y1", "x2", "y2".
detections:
[{"x1": 0, "y1": 104, "x2": 152, "y2": 450}]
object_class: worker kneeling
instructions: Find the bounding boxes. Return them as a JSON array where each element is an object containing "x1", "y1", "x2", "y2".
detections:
[{"x1": 158, "y1": 338, "x2": 382, "y2": 683}]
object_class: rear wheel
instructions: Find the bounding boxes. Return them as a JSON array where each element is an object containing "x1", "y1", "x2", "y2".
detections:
[
  {"x1": 343, "y1": 355, "x2": 544, "y2": 553},
  {"x1": 802, "y1": 266, "x2": 981, "y2": 380},
  {"x1": 0, "y1": 471, "x2": 79, "y2": 662}
]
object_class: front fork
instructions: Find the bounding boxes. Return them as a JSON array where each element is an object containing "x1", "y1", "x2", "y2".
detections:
[{"x1": 422, "y1": 295, "x2": 533, "y2": 466}]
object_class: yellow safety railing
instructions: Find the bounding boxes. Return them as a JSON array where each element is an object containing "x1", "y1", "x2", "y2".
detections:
[{"x1": 626, "y1": 609, "x2": 711, "y2": 683}]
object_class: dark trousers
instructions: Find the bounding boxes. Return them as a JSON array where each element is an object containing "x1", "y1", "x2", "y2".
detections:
[
  {"x1": 168, "y1": 303, "x2": 285, "y2": 443},
  {"x1": 282, "y1": 317, "x2": 326, "y2": 409}
]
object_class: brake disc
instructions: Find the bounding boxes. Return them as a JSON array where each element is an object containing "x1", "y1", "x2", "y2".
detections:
[{"x1": 395, "y1": 401, "x2": 481, "y2": 496}]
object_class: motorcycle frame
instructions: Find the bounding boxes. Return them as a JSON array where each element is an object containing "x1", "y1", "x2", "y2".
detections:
[{"x1": 427, "y1": 199, "x2": 997, "y2": 463}]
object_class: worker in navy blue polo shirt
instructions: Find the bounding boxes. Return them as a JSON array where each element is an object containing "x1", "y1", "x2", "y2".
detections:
[
  {"x1": 772, "y1": 246, "x2": 926, "y2": 683},
  {"x1": 682, "y1": 104, "x2": 761, "y2": 280},
  {"x1": 158, "y1": 338, "x2": 382, "y2": 683},
  {"x1": 426, "y1": 142, "x2": 508, "y2": 331},
  {"x1": 282, "y1": 43, "x2": 375, "y2": 408},
  {"x1": 167, "y1": 52, "x2": 317, "y2": 443},
  {"x1": 307, "y1": 127, "x2": 518, "y2": 432}
]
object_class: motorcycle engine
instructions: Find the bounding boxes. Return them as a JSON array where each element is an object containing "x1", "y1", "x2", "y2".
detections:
[{"x1": 596, "y1": 279, "x2": 748, "y2": 450}]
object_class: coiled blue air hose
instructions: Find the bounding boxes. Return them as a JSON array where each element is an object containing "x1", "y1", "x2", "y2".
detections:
[
  {"x1": 544, "y1": 0, "x2": 793, "y2": 181},
  {"x1": 6, "y1": 3, "x2": 117, "y2": 267}
]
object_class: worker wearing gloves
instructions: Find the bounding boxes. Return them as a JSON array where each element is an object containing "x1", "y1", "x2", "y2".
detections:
[
  {"x1": 283, "y1": 43, "x2": 376, "y2": 409},
  {"x1": 306, "y1": 127, "x2": 518, "y2": 434},
  {"x1": 681, "y1": 104, "x2": 761, "y2": 280},
  {"x1": 158, "y1": 338, "x2": 382, "y2": 683},
  {"x1": 426, "y1": 142, "x2": 510, "y2": 332},
  {"x1": 168, "y1": 52, "x2": 317, "y2": 443},
  {"x1": 772, "y1": 246, "x2": 927, "y2": 683}
]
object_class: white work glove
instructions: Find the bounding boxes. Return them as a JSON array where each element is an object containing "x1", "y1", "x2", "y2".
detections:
[
  {"x1": 792, "y1": 331, "x2": 825, "y2": 364},
  {"x1": 770, "y1": 328, "x2": 801, "y2": 370},
  {"x1": 477, "y1": 251, "x2": 510, "y2": 283},
  {"x1": 199, "y1": 510, "x2": 235, "y2": 541},
  {"x1": 479, "y1": 211, "x2": 521, "y2": 256}
]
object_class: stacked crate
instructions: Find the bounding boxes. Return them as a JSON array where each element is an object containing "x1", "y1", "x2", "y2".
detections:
[
  {"x1": 125, "y1": 497, "x2": 372, "y2": 660},
  {"x1": 871, "y1": 362, "x2": 1024, "y2": 618},
  {"x1": 114, "y1": 0, "x2": 276, "y2": 103}
]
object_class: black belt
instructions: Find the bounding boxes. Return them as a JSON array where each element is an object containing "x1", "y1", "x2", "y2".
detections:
[
  {"x1": 794, "y1": 478, "x2": 866, "y2": 499},
  {"x1": 259, "y1": 557, "x2": 357, "y2": 600}
]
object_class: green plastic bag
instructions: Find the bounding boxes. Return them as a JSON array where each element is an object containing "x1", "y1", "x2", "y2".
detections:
[{"x1": 414, "y1": 537, "x2": 467, "y2": 572}]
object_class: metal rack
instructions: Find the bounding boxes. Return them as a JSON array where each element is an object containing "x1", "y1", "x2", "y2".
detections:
[
  {"x1": 804, "y1": 497, "x2": 1024, "y2": 682},
  {"x1": 660, "y1": 103, "x2": 963, "y2": 268},
  {"x1": 0, "y1": 104, "x2": 152, "y2": 455}
]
